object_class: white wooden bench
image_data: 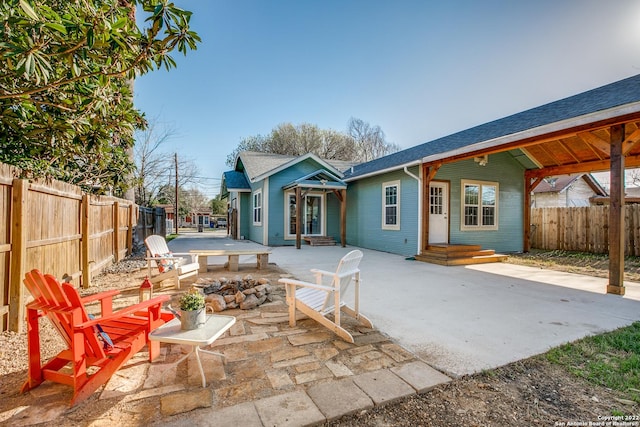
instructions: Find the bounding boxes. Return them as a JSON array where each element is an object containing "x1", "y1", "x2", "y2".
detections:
[{"x1": 189, "y1": 249, "x2": 271, "y2": 272}]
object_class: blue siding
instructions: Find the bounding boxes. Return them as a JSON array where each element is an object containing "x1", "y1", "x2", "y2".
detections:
[
  {"x1": 239, "y1": 192, "x2": 251, "y2": 240},
  {"x1": 346, "y1": 167, "x2": 420, "y2": 257},
  {"x1": 435, "y1": 152, "x2": 524, "y2": 252}
]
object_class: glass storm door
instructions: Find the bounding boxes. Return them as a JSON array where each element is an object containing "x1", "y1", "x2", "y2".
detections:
[{"x1": 287, "y1": 193, "x2": 323, "y2": 237}]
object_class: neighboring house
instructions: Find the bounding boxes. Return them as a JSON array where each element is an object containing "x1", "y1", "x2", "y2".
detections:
[
  {"x1": 220, "y1": 152, "x2": 357, "y2": 244},
  {"x1": 591, "y1": 186, "x2": 640, "y2": 205},
  {"x1": 222, "y1": 74, "x2": 640, "y2": 289},
  {"x1": 156, "y1": 204, "x2": 212, "y2": 229},
  {"x1": 531, "y1": 174, "x2": 607, "y2": 207}
]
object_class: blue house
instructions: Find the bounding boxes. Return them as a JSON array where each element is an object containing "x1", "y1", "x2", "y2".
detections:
[
  {"x1": 223, "y1": 74, "x2": 640, "y2": 295},
  {"x1": 221, "y1": 152, "x2": 357, "y2": 246}
]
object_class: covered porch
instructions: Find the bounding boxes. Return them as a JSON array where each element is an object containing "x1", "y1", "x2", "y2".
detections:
[
  {"x1": 417, "y1": 77, "x2": 640, "y2": 295},
  {"x1": 282, "y1": 169, "x2": 348, "y2": 249}
]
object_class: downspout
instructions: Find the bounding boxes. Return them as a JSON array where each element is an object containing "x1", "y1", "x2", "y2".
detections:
[{"x1": 404, "y1": 165, "x2": 422, "y2": 255}]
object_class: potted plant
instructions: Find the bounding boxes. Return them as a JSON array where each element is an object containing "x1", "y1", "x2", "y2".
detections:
[{"x1": 178, "y1": 288, "x2": 206, "y2": 330}]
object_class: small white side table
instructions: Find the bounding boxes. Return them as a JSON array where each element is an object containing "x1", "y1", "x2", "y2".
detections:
[{"x1": 149, "y1": 314, "x2": 236, "y2": 387}]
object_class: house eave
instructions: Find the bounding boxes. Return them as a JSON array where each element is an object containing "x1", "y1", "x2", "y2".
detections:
[
  {"x1": 420, "y1": 101, "x2": 640, "y2": 165},
  {"x1": 344, "y1": 160, "x2": 422, "y2": 182}
]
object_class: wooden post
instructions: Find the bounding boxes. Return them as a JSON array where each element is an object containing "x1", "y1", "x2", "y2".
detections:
[
  {"x1": 340, "y1": 189, "x2": 347, "y2": 248},
  {"x1": 295, "y1": 187, "x2": 302, "y2": 249},
  {"x1": 113, "y1": 201, "x2": 120, "y2": 262},
  {"x1": 608, "y1": 124, "x2": 625, "y2": 295},
  {"x1": 421, "y1": 164, "x2": 430, "y2": 253},
  {"x1": 9, "y1": 179, "x2": 28, "y2": 332},
  {"x1": 127, "y1": 203, "x2": 134, "y2": 256},
  {"x1": 523, "y1": 173, "x2": 543, "y2": 253},
  {"x1": 81, "y1": 194, "x2": 91, "y2": 289}
]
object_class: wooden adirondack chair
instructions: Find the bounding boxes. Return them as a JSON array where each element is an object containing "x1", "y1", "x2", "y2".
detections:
[
  {"x1": 21, "y1": 269, "x2": 174, "y2": 406},
  {"x1": 144, "y1": 235, "x2": 199, "y2": 288},
  {"x1": 278, "y1": 250, "x2": 373, "y2": 343}
]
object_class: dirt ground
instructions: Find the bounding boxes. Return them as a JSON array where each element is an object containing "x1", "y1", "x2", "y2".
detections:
[{"x1": 2, "y1": 252, "x2": 639, "y2": 426}]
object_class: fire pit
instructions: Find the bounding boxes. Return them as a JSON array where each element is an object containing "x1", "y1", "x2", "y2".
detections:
[{"x1": 199, "y1": 275, "x2": 274, "y2": 312}]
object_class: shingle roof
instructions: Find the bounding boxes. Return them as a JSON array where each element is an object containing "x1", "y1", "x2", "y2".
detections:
[
  {"x1": 222, "y1": 170, "x2": 250, "y2": 190},
  {"x1": 344, "y1": 73, "x2": 640, "y2": 180},
  {"x1": 237, "y1": 151, "x2": 359, "y2": 181}
]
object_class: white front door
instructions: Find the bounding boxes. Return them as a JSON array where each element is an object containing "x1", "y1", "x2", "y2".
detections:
[{"x1": 429, "y1": 182, "x2": 449, "y2": 244}]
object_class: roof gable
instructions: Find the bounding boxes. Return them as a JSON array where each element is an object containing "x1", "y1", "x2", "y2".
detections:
[{"x1": 236, "y1": 151, "x2": 356, "y2": 183}]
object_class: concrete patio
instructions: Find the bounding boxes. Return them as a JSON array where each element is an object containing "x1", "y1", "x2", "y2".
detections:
[{"x1": 170, "y1": 232, "x2": 640, "y2": 377}]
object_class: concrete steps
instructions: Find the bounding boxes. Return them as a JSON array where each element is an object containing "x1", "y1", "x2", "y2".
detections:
[{"x1": 415, "y1": 244, "x2": 508, "y2": 266}]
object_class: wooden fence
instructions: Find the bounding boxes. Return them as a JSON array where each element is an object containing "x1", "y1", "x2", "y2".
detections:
[
  {"x1": 0, "y1": 163, "x2": 144, "y2": 332},
  {"x1": 530, "y1": 205, "x2": 640, "y2": 256}
]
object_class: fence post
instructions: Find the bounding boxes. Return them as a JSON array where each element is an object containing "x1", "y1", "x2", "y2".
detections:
[
  {"x1": 127, "y1": 203, "x2": 134, "y2": 256},
  {"x1": 113, "y1": 201, "x2": 120, "y2": 262},
  {"x1": 8, "y1": 179, "x2": 28, "y2": 332},
  {"x1": 81, "y1": 194, "x2": 91, "y2": 289}
]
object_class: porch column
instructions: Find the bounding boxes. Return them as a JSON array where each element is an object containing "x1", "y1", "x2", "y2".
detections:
[
  {"x1": 295, "y1": 187, "x2": 302, "y2": 249},
  {"x1": 421, "y1": 163, "x2": 430, "y2": 254},
  {"x1": 523, "y1": 173, "x2": 543, "y2": 253},
  {"x1": 608, "y1": 124, "x2": 625, "y2": 295}
]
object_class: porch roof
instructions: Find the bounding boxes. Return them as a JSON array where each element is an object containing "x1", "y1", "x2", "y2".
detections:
[
  {"x1": 282, "y1": 169, "x2": 347, "y2": 191},
  {"x1": 344, "y1": 73, "x2": 640, "y2": 181}
]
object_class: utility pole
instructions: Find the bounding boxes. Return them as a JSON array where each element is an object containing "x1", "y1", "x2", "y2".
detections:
[{"x1": 174, "y1": 153, "x2": 179, "y2": 235}]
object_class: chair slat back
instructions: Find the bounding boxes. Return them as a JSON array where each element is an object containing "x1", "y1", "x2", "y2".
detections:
[
  {"x1": 24, "y1": 269, "x2": 73, "y2": 345},
  {"x1": 61, "y1": 282, "x2": 107, "y2": 359},
  {"x1": 145, "y1": 235, "x2": 170, "y2": 256},
  {"x1": 335, "y1": 250, "x2": 363, "y2": 294},
  {"x1": 321, "y1": 250, "x2": 363, "y2": 312}
]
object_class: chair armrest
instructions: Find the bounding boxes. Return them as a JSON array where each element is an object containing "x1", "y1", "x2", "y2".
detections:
[
  {"x1": 309, "y1": 268, "x2": 335, "y2": 277},
  {"x1": 80, "y1": 289, "x2": 120, "y2": 304},
  {"x1": 75, "y1": 295, "x2": 170, "y2": 329},
  {"x1": 278, "y1": 278, "x2": 334, "y2": 292}
]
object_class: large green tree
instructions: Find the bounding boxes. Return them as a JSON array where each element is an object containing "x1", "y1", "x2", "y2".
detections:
[{"x1": 0, "y1": 0, "x2": 200, "y2": 195}]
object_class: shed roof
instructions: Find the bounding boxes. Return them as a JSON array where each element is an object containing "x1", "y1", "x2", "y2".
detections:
[{"x1": 222, "y1": 171, "x2": 250, "y2": 191}]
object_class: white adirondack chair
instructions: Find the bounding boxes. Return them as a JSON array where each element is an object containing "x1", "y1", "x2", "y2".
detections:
[
  {"x1": 278, "y1": 249, "x2": 373, "y2": 343},
  {"x1": 144, "y1": 235, "x2": 199, "y2": 288}
]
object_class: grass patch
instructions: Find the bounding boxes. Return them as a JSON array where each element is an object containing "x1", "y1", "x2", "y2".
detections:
[{"x1": 546, "y1": 322, "x2": 640, "y2": 403}]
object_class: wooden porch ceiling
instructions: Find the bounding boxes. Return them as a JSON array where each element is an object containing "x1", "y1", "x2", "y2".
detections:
[{"x1": 427, "y1": 114, "x2": 640, "y2": 178}]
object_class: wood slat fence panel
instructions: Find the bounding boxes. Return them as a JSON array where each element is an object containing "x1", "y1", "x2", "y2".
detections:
[
  {"x1": 0, "y1": 162, "x2": 165, "y2": 332},
  {"x1": 530, "y1": 205, "x2": 639, "y2": 255}
]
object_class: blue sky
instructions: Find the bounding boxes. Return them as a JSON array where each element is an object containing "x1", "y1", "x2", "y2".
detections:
[{"x1": 133, "y1": 0, "x2": 640, "y2": 198}]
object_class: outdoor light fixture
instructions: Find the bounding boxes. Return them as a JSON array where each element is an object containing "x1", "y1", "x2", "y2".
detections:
[{"x1": 474, "y1": 155, "x2": 488, "y2": 166}]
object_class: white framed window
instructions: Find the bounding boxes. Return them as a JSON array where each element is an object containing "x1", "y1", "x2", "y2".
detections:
[
  {"x1": 253, "y1": 189, "x2": 262, "y2": 225},
  {"x1": 382, "y1": 180, "x2": 400, "y2": 230},
  {"x1": 461, "y1": 180, "x2": 498, "y2": 231}
]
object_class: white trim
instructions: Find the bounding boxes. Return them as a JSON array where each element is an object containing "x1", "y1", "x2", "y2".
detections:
[
  {"x1": 381, "y1": 180, "x2": 401, "y2": 231},
  {"x1": 252, "y1": 189, "x2": 262, "y2": 226},
  {"x1": 263, "y1": 178, "x2": 269, "y2": 244},
  {"x1": 403, "y1": 166, "x2": 422, "y2": 253},
  {"x1": 460, "y1": 179, "x2": 499, "y2": 231}
]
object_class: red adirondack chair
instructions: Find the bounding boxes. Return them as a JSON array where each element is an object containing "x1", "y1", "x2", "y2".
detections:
[{"x1": 21, "y1": 269, "x2": 174, "y2": 406}]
